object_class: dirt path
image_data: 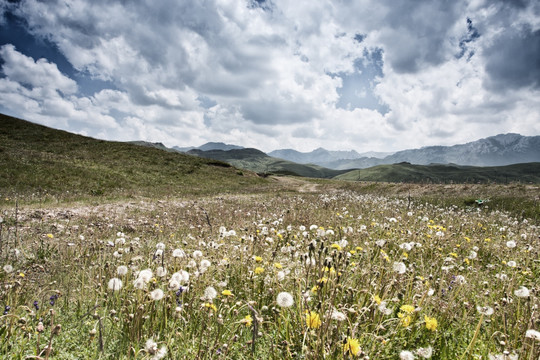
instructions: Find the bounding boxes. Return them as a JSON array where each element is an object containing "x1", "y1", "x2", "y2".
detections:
[{"x1": 269, "y1": 176, "x2": 319, "y2": 193}]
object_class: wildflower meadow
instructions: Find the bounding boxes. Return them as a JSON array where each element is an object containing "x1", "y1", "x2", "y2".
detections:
[{"x1": 0, "y1": 186, "x2": 539, "y2": 359}]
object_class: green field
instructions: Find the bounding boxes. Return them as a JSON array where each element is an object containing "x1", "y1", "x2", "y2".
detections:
[{"x1": 1, "y1": 114, "x2": 539, "y2": 359}]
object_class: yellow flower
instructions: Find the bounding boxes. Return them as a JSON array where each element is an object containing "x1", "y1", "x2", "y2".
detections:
[
  {"x1": 450, "y1": 252, "x2": 458, "y2": 258},
  {"x1": 273, "y1": 262, "x2": 283, "y2": 269},
  {"x1": 400, "y1": 304, "x2": 415, "y2": 314},
  {"x1": 424, "y1": 315, "x2": 437, "y2": 331},
  {"x1": 373, "y1": 295, "x2": 382, "y2": 305},
  {"x1": 46, "y1": 233, "x2": 54, "y2": 239},
  {"x1": 343, "y1": 337, "x2": 361, "y2": 356},
  {"x1": 399, "y1": 313, "x2": 412, "y2": 327},
  {"x1": 221, "y1": 290, "x2": 233, "y2": 297},
  {"x1": 204, "y1": 303, "x2": 217, "y2": 312},
  {"x1": 254, "y1": 256, "x2": 263, "y2": 262},
  {"x1": 254, "y1": 267, "x2": 264, "y2": 275},
  {"x1": 19, "y1": 272, "x2": 25, "y2": 278},
  {"x1": 331, "y1": 243, "x2": 342, "y2": 251},
  {"x1": 242, "y1": 314, "x2": 253, "y2": 327},
  {"x1": 305, "y1": 311, "x2": 321, "y2": 329}
]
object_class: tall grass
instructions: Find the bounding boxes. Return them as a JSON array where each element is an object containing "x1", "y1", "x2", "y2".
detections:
[{"x1": 1, "y1": 188, "x2": 538, "y2": 359}]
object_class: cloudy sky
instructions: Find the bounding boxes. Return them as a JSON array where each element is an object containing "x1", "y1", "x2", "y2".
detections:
[{"x1": 1, "y1": 0, "x2": 539, "y2": 153}]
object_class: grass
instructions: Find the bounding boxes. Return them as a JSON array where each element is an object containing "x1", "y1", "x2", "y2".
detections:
[
  {"x1": 1, "y1": 189, "x2": 539, "y2": 359},
  {"x1": 0, "y1": 113, "x2": 268, "y2": 204},
  {"x1": 0, "y1": 113, "x2": 539, "y2": 358}
]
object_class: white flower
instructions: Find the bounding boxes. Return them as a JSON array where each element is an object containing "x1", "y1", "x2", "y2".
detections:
[
  {"x1": 276, "y1": 292, "x2": 294, "y2": 308},
  {"x1": 378, "y1": 301, "x2": 393, "y2": 315},
  {"x1": 393, "y1": 262, "x2": 407, "y2": 274},
  {"x1": 138, "y1": 269, "x2": 153, "y2": 283},
  {"x1": 204, "y1": 286, "x2": 217, "y2": 300},
  {"x1": 145, "y1": 338, "x2": 158, "y2": 354},
  {"x1": 400, "y1": 350, "x2": 416, "y2": 360},
  {"x1": 375, "y1": 240, "x2": 386, "y2": 247},
  {"x1": 117, "y1": 265, "x2": 128, "y2": 276},
  {"x1": 107, "y1": 278, "x2": 123, "y2": 291},
  {"x1": 525, "y1": 329, "x2": 540, "y2": 341},
  {"x1": 514, "y1": 286, "x2": 530, "y2": 298},
  {"x1": 200, "y1": 259, "x2": 211, "y2": 269},
  {"x1": 330, "y1": 309, "x2": 347, "y2": 321},
  {"x1": 156, "y1": 266, "x2": 167, "y2": 277},
  {"x1": 416, "y1": 346, "x2": 433, "y2": 358},
  {"x1": 506, "y1": 240, "x2": 516, "y2": 248},
  {"x1": 172, "y1": 249, "x2": 186, "y2": 258},
  {"x1": 468, "y1": 251, "x2": 477, "y2": 259},
  {"x1": 489, "y1": 353, "x2": 518, "y2": 360},
  {"x1": 156, "y1": 242, "x2": 166, "y2": 250},
  {"x1": 193, "y1": 250, "x2": 203, "y2": 258},
  {"x1": 133, "y1": 277, "x2": 146, "y2": 290},
  {"x1": 477, "y1": 305, "x2": 494, "y2": 316},
  {"x1": 150, "y1": 289, "x2": 164, "y2": 301},
  {"x1": 3, "y1": 264, "x2": 13, "y2": 273},
  {"x1": 277, "y1": 271, "x2": 285, "y2": 281},
  {"x1": 455, "y1": 275, "x2": 467, "y2": 284},
  {"x1": 507, "y1": 261, "x2": 517, "y2": 267},
  {"x1": 399, "y1": 242, "x2": 414, "y2": 251},
  {"x1": 152, "y1": 346, "x2": 167, "y2": 360},
  {"x1": 168, "y1": 279, "x2": 180, "y2": 290}
]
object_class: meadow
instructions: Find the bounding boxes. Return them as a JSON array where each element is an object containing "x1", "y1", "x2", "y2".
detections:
[{"x1": 1, "y1": 181, "x2": 539, "y2": 359}]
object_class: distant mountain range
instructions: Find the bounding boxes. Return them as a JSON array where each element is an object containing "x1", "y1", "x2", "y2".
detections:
[
  {"x1": 176, "y1": 134, "x2": 540, "y2": 169},
  {"x1": 270, "y1": 133, "x2": 540, "y2": 169},
  {"x1": 174, "y1": 142, "x2": 244, "y2": 152}
]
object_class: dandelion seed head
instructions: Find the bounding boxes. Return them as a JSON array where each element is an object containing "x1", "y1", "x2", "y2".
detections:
[
  {"x1": 3, "y1": 264, "x2": 13, "y2": 273},
  {"x1": 477, "y1": 305, "x2": 494, "y2": 316},
  {"x1": 107, "y1": 278, "x2": 123, "y2": 291},
  {"x1": 393, "y1": 262, "x2": 407, "y2": 274},
  {"x1": 514, "y1": 286, "x2": 530, "y2": 298},
  {"x1": 117, "y1": 265, "x2": 128, "y2": 276},
  {"x1": 150, "y1": 289, "x2": 164, "y2": 301},
  {"x1": 400, "y1": 350, "x2": 415, "y2": 360},
  {"x1": 416, "y1": 346, "x2": 433, "y2": 358},
  {"x1": 172, "y1": 249, "x2": 186, "y2": 258},
  {"x1": 277, "y1": 292, "x2": 294, "y2": 308},
  {"x1": 204, "y1": 286, "x2": 217, "y2": 300},
  {"x1": 525, "y1": 329, "x2": 540, "y2": 341}
]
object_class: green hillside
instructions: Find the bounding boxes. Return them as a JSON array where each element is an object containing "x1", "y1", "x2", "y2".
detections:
[
  {"x1": 335, "y1": 162, "x2": 540, "y2": 183},
  {"x1": 188, "y1": 148, "x2": 348, "y2": 178},
  {"x1": 0, "y1": 113, "x2": 266, "y2": 202}
]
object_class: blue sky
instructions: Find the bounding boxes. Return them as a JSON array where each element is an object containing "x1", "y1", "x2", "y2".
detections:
[{"x1": 1, "y1": 0, "x2": 539, "y2": 152}]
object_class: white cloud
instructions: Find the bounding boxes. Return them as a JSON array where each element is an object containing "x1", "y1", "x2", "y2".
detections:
[{"x1": 0, "y1": 0, "x2": 538, "y2": 153}]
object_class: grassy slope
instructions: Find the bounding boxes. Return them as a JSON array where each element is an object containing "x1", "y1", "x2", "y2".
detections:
[
  {"x1": 335, "y1": 162, "x2": 540, "y2": 183},
  {"x1": 188, "y1": 148, "x2": 348, "y2": 178},
  {"x1": 0, "y1": 113, "x2": 266, "y2": 202}
]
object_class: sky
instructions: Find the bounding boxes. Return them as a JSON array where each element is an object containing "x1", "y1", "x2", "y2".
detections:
[{"x1": 0, "y1": 0, "x2": 539, "y2": 153}]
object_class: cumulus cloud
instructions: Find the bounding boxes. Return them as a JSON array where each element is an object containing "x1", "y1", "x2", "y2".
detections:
[{"x1": 0, "y1": 0, "x2": 539, "y2": 152}]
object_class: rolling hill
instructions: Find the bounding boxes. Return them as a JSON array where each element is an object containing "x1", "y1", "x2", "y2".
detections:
[
  {"x1": 0, "y1": 113, "x2": 266, "y2": 201},
  {"x1": 335, "y1": 162, "x2": 540, "y2": 183},
  {"x1": 187, "y1": 148, "x2": 347, "y2": 178}
]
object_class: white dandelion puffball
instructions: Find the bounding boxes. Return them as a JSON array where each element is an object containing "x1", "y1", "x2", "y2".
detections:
[
  {"x1": 514, "y1": 286, "x2": 530, "y2": 298},
  {"x1": 204, "y1": 286, "x2": 217, "y2": 300},
  {"x1": 507, "y1": 261, "x2": 517, "y2": 267},
  {"x1": 150, "y1": 289, "x2": 164, "y2": 301},
  {"x1": 117, "y1": 265, "x2": 128, "y2": 276},
  {"x1": 172, "y1": 249, "x2": 186, "y2": 258},
  {"x1": 3, "y1": 264, "x2": 13, "y2": 273},
  {"x1": 138, "y1": 269, "x2": 153, "y2": 283},
  {"x1": 416, "y1": 346, "x2": 433, "y2": 358},
  {"x1": 276, "y1": 292, "x2": 294, "y2": 308},
  {"x1": 193, "y1": 250, "x2": 203, "y2": 258},
  {"x1": 107, "y1": 278, "x2": 123, "y2": 291},
  {"x1": 506, "y1": 240, "x2": 516, "y2": 248},
  {"x1": 330, "y1": 309, "x2": 347, "y2": 321},
  {"x1": 393, "y1": 262, "x2": 407, "y2": 274},
  {"x1": 477, "y1": 305, "x2": 494, "y2": 316},
  {"x1": 400, "y1": 350, "x2": 415, "y2": 360},
  {"x1": 525, "y1": 329, "x2": 540, "y2": 341},
  {"x1": 156, "y1": 266, "x2": 167, "y2": 278}
]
